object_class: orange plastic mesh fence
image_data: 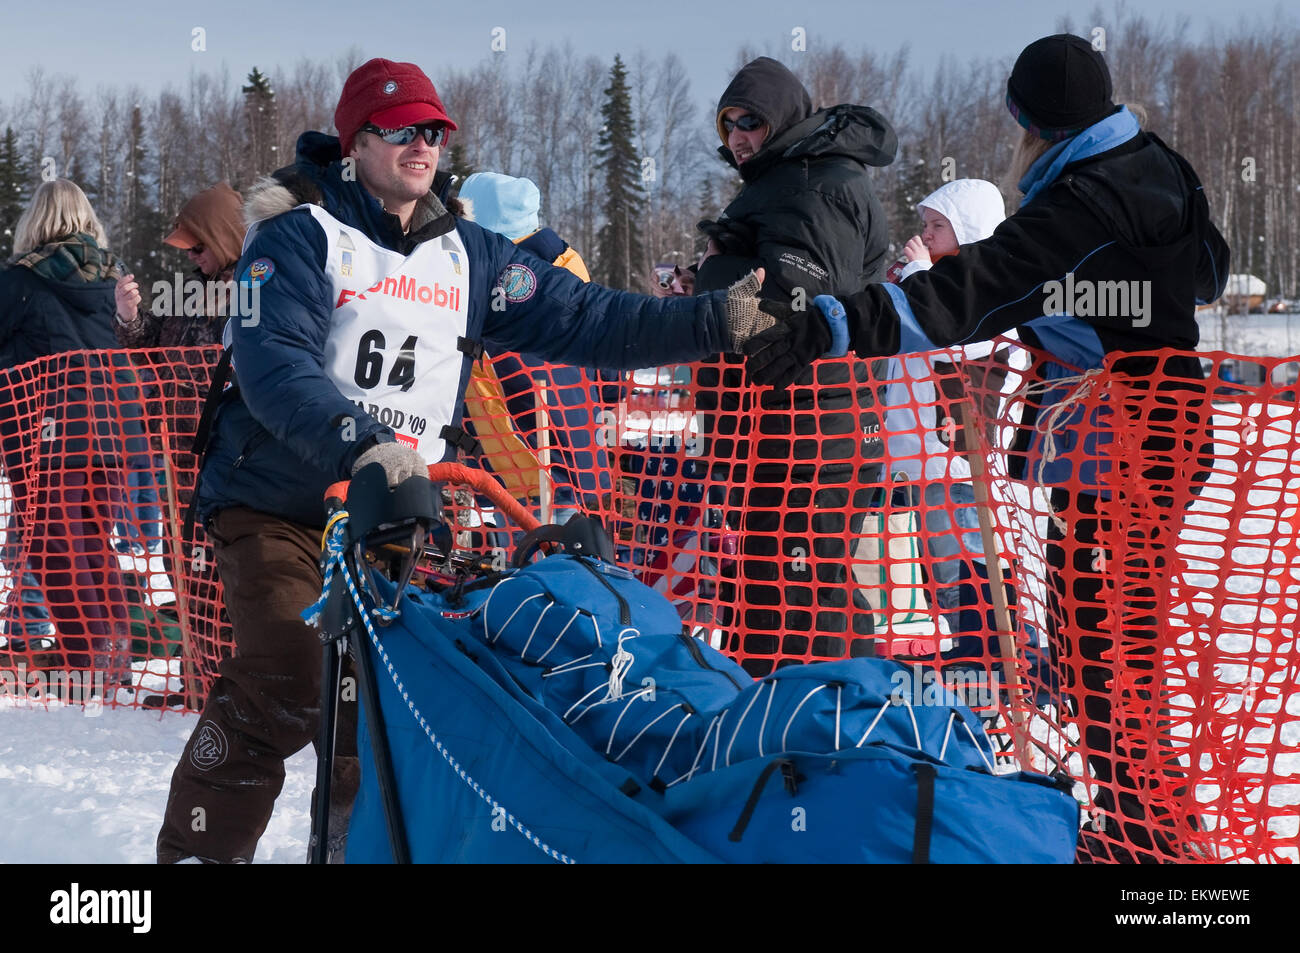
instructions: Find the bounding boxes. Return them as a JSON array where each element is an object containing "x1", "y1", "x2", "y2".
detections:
[
  {"x1": 2, "y1": 343, "x2": 1297, "y2": 864},
  {"x1": 0, "y1": 348, "x2": 231, "y2": 711}
]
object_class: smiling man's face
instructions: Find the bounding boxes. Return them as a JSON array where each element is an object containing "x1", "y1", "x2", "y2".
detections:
[
  {"x1": 350, "y1": 128, "x2": 439, "y2": 224},
  {"x1": 722, "y1": 107, "x2": 769, "y2": 165}
]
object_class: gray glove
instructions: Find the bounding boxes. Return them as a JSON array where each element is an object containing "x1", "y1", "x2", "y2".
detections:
[
  {"x1": 724, "y1": 270, "x2": 777, "y2": 352},
  {"x1": 352, "y1": 441, "x2": 428, "y2": 487}
]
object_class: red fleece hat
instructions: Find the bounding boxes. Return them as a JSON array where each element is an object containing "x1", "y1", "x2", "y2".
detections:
[{"x1": 334, "y1": 58, "x2": 458, "y2": 154}]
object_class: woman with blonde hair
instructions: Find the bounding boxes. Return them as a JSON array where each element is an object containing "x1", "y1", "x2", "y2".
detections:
[{"x1": 0, "y1": 177, "x2": 136, "y2": 690}]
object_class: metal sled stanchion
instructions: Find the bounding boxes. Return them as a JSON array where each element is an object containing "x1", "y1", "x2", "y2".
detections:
[{"x1": 307, "y1": 462, "x2": 542, "y2": 864}]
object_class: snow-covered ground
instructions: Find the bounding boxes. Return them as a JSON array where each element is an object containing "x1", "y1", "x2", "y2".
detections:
[
  {"x1": 2, "y1": 362, "x2": 1298, "y2": 864},
  {"x1": 0, "y1": 698, "x2": 313, "y2": 863},
  {"x1": 1196, "y1": 311, "x2": 1300, "y2": 357}
]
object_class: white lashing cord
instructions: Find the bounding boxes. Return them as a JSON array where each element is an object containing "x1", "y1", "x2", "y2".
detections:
[
  {"x1": 543, "y1": 651, "x2": 594, "y2": 674},
  {"x1": 710, "y1": 708, "x2": 729, "y2": 772},
  {"x1": 564, "y1": 682, "x2": 612, "y2": 724},
  {"x1": 725, "y1": 682, "x2": 767, "y2": 767},
  {"x1": 603, "y1": 627, "x2": 639, "y2": 703},
  {"x1": 606, "y1": 684, "x2": 655, "y2": 755},
  {"x1": 541, "y1": 660, "x2": 605, "y2": 679},
  {"x1": 781, "y1": 683, "x2": 829, "y2": 753},
  {"x1": 834, "y1": 684, "x2": 843, "y2": 751},
  {"x1": 900, "y1": 694, "x2": 923, "y2": 750},
  {"x1": 518, "y1": 600, "x2": 553, "y2": 661},
  {"x1": 855, "y1": 700, "x2": 892, "y2": 747},
  {"x1": 652, "y1": 711, "x2": 695, "y2": 780},
  {"x1": 480, "y1": 575, "x2": 521, "y2": 643},
  {"x1": 488, "y1": 589, "x2": 547, "y2": 645},
  {"x1": 615, "y1": 702, "x2": 684, "y2": 763},
  {"x1": 673, "y1": 713, "x2": 722, "y2": 787},
  {"x1": 962, "y1": 716, "x2": 997, "y2": 773},
  {"x1": 534, "y1": 609, "x2": 583, "y2": 665},
  {"x1": 757, "y1": 681, "x2": 777, "y2": 757},
  {"x1": 939, "y1": 712, "x2": 956, "y2": 762}
]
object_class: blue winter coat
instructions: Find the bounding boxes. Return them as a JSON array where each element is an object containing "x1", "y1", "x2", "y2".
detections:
[{"x1": 198, "y1": 133, "x2": 733, "y2": 528}]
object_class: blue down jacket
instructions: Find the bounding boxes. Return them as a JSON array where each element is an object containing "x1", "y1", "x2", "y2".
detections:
[{"x1": 199, "y1": 133, "x2": 732, "y2": 528}]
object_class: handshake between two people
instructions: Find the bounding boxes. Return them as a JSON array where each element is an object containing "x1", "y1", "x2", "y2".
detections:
[{"x1": 721, "y1": 268, "x2": 852, "y2": 389}]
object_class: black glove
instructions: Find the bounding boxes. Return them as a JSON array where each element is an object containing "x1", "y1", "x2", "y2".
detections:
[
  {"x1": 743, "y1": 301, "x2": 832, "y2": 388},
  {"x1": 697, "y1": 218, "x2": 758, "y2": 257}
]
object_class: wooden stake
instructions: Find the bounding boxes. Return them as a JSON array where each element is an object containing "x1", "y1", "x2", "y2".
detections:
[
  {"x1": 158, "y1": 419, "x2": 200, "y2": 712},
  {"x1": 961, "y1": 412, "x2": 1034, "y2": 771}
]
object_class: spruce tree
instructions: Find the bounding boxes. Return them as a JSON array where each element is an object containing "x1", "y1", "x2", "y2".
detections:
[
  {"x1": 445, "y1": 142, "x2": 474, "y2": 184},
  {"x1": 888, "y1": 152, "x2": 934, "y2": 253},
  {"x1": 694, "y1": 175, "x2": 716, "y2": 259},
  {"x1": 0, "y1": 126, "x2": 31, "y2": 259},
  {"x1": 242, "y1": 67, "x2": 279, "y2": 181},
  {"x1": 119, "y1": 105, "x2": 167, "y2": 287},
  {"x1": 593, "y1": 55, "x2": 646, "y2": 290}
]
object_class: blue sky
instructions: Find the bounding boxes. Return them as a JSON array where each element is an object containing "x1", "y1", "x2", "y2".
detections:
[{"x1": 1, "y1": 0, "x2": 1294, "y2": 114}]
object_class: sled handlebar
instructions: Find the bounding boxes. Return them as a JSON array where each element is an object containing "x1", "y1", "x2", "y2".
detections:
[{"x1": 325, "y1": 462, "x2": 542, "y2": 534}]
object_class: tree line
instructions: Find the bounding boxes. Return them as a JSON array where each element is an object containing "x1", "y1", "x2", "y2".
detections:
[{"x1": 1, "y1": 5, "x2": 1297, "y2": 301}]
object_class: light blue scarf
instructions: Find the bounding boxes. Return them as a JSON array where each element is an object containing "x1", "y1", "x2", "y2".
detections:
[{"x1": 1018, "y1": 106, "x2": 1141, "y2": 207}]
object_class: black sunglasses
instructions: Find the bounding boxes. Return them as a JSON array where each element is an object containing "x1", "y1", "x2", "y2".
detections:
[
  {"x1": 721, "y1": 113, "x2": 766, "y2": 134},
  {"x1": 361, "y1": 123, "x2": 449, "y2": 148}
]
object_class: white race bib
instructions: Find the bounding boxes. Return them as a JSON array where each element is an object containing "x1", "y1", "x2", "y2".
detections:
[{"x1": 306, "y1": 205, "x2": 471, "y2": 463}]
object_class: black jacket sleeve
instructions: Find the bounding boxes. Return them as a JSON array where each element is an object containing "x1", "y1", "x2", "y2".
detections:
[
  {"x1": 1194, "y1": 220, "x2": 1230, "y2": 305},
  {"x1": 839, "y1": 194, "x2": 1119, "y2": 356}
]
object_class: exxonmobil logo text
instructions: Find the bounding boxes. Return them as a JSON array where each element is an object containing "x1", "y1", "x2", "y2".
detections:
[{"x1": 337, "y1": 274, "x2": 461, "y2": 311}]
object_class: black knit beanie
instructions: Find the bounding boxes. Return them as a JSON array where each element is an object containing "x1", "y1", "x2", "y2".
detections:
[{"x1": 1006, "y1": 34, "x2": 1115, "y2": 141}]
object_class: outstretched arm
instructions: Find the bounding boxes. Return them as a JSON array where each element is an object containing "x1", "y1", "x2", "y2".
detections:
[
  {"x1": 479, "y1": 228, "x2": 771, "y2": 367},
  {"x1": 746, "y1": 199, "x2": 1120, "y2": 386}
]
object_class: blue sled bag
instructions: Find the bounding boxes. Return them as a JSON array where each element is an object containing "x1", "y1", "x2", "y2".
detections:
[{"x1": 660, "y1": 747, "x2": 1080, "y2": 863}]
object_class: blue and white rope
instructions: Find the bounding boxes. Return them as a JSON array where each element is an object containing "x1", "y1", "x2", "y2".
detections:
[{"x1": 303, "y1": 518, "x2": 575, "y2": 865}]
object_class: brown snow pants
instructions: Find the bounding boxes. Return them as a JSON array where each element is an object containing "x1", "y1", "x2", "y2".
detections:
[{"x1": 156, "y1": 507, "x2": 358, "y2": 863}]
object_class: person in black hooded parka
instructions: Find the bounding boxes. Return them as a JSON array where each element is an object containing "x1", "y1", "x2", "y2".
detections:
[{"x1": 692, "y1": 57, "x2": 898, "y2": 675}]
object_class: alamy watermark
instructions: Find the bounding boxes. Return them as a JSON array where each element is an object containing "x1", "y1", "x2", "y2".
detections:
[
  {"x1": 1042, "y1": 271, "x2": 1151, "y2": 328},
  {"x1": 889, "y1": 663, "x2": 1000, "y2": 708},
  {"x1": 147, "y1": 272, "x2": 261, "y2": 327},
  {"x1": 49, "y1": 883, "x2": 150, "y2": 933},
  {"x1": 0, "y1": 663, "x2": 107, "y2": 715},
  {"x1": 595, "y1": 407, "x2": 703, "y2": 455}
]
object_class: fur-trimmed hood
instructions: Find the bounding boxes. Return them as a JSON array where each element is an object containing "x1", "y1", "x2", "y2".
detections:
[{"x1": 244, "y1": 131, "x2": 472, "y2": 251}]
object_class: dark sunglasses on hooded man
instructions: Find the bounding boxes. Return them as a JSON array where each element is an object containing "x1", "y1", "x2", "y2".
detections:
[{"x1": 721, "y1": 112, "x2": 766, "y2": 134}]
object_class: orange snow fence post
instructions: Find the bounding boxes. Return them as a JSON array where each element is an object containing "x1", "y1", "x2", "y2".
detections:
[{"x1": 3, "y1": 343, "x2": 1299, "y2": 863}]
